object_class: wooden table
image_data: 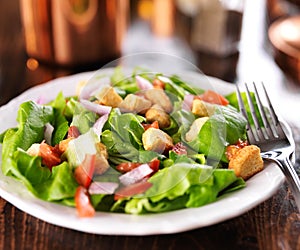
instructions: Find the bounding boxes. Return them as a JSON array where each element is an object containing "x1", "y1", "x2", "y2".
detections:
[{"x1": 1, "y1": 1, "x2": 300, "y2": 249}]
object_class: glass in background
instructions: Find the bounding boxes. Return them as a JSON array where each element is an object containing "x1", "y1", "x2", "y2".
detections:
[{"x1": 175, "y1": 0, "x2": 245, "y2": 82}]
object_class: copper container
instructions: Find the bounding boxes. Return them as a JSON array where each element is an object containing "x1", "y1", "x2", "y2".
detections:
[
  {"x1": 268, "y1": 15, "x2": 300, "y2": 84},
  {"x1": 20, "y1": 0, "x2": 128, "y2": 67}
]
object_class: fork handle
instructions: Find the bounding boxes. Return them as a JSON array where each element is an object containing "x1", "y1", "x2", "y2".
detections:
[{"x1": 273, "y1": 157, "x2": 300, "y2": 212}]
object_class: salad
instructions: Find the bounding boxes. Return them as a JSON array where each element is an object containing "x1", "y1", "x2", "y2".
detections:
[{"x1": 0, "y1": 67, "x2": 264, "y2": 217}]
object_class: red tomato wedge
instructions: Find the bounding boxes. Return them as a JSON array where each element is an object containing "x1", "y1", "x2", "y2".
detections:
[
  {"x1": 39, "y1": 142, "x2": 61, "y2": 170},
  {"x1": 114, "y1": 181, "x2": 153, "y2": 200},
  {"x1": 197, "y1": 90, "x2": 229, "y2": 106},
  {"x1": 116, "y1": 162, "x2": 142, "y2": 173},
  {"x1": 142, "y1": 121, "x2": 159, "y2": 130},
  {"x1": 148, "y1": 158, "x2": 160, "y2": 172},
  {"x1": 75, "y1": 186, "x2": 95, "y2": 217},
  {"x1": 152, "y1": 78, "x2": 165, "y2": 89},
  {"x1": 116, "y1": 159, "x2": 160, "y2": 174},
  {"x1": 74, "y1": 154, "x2": 96, "y2": 188}
]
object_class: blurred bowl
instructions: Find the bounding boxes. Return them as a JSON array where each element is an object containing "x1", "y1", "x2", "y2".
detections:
[{"x1": 268, "y1": 15, "x2": 300, "y2": 84}]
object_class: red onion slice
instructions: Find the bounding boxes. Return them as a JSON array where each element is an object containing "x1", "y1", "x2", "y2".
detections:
[
  {"x1": 119, "y1": 163, "x2": 153, "y2": 186},
  {"x1": 93, "y1": 113, "x2": 109, "y2": 136},
  {"x1": 183, "y1": 94, "x2": 194, "y2": 111},
  {"x1": 136, "y1": 76, "x2": 153, "y2": 91},
  {"x1": 44, "y1": 123, "x2": 54, "y2": 145},
  {"x1": 88, "y1": 181, "x2": 119, "y2": 195},
  {"x1": 80, "y1": 99, "x2": 112, "y2": 116}
]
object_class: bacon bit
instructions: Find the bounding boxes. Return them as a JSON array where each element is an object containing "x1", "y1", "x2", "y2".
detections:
[
  {"x1": 67, "y1": 126, "x2": 81, "y2": 138},
  {"x1": 142, "y1": 121, "x2": 159, "y2": 130},
  {"x1": 39, "y1": 142, "x2": 61, "y2": 170},
  {"x1": 225, "y1": 139, "x2": 249, "y2": 160},
  {"x1": 236, "y1": 139, "x2": 249, "y2": 148},
  {"x1": 172, "y1": 142, "x2": 188, "y2": 155},
  {"x1": 153, "y1": 78, "x2": 165, "y2": 89}
]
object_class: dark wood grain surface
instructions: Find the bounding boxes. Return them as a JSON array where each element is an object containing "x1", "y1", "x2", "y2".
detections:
[{"x1": 0, "y1": 1, "x2": 300, "y2": 250}]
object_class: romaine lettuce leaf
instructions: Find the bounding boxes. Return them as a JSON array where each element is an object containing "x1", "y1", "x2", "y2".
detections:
[
  {"x1": 101, "y1": 109, "x2": 161, "y2": 164},
  {"x1": 71, "y1": 101, "x2": 97, "y2": 134},
  {"x1": 1, "y1": 101, "x2": 54, "y2": 176},
  {"x1": 49, "y1": 92, "x2": 69, "y2": 145},
  {"x1": 188, "y1": 105, "x2": 247, "y2": 162},
  {"x1": 121, "y1": 164, "x2": 245, "y2": 214}
]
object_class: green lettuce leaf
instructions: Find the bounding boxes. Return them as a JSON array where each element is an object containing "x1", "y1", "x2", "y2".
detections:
[
  {"x1": 101, "y1": 109, "x2": 161, "y2": 164},
  {"x1": 121, "y1": 163, "x2": 245, "y2": 214},
  {"x1": 33, "y1": 161, "x2": 78, "y2": 202},
  {"x1": 71, "y1": 101, "x2": 97, "y2": 134},
  {"x1": 188, "y1": 105, "x2": 247, "y2": 163},
  {"x1": 1, "y1": 101, "x2": 54, "y2": 176}
]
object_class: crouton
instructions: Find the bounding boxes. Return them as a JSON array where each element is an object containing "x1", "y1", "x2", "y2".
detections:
[
  {"x1": 95, "y1": 85, "x2": 123, "y2": 108},
  {"x1": 118, "y1": 94, "x2": 152, "y2": 113},
  {"x1": 144, "y1": 88, "x2": 173, "y2": 113},
  {"x1": 58, "y1": 137, "x2": 74, "y2": 153},
  {"x1": 145, "y1": 104, "x2": 171, "y2": 128},
  {"x1": 228, "y1": 145, "x2": 264, "y2": 180},
  {"x1": 94, "y1": 154, "x2": 110, "y2": 175},
  {"x1": 142, "y1": 127, "x2": 173, "y2": 153},
  {"x1": 185, "y1": 117, "x2": 209, "y2": 142},
  {"x1": 94, "y1": 142, "x2": 109, "y2": 175},
  {"x1": 192, "y1": 99, "x2": 215, "y2": 117}
]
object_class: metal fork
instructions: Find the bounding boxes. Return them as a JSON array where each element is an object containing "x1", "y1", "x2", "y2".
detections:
[{"x1": 236, "y1": 82, "x2": 300, "y2": 211}]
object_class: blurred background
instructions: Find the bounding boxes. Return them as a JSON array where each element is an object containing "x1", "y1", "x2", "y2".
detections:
[{"x1": 0, "y1": 0, "x2": 300, "y2": 124}]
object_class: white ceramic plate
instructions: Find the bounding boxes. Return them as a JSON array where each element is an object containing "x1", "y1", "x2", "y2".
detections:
[{"x1": 0, "y1": 68, "x2": 285, "y2": 235}]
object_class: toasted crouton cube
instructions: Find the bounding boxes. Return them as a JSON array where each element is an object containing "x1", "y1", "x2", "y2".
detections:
[
  {"x1": 95, "y1": 85, "x2": 123, "y2": 107},
  {"x1": 118, "y1": 94, "x2": 152, "y2": 113},
  {"x1": 144, "y1": 89, "x2": 173, "y2": 113},
  {"x1": 185, "y1": 117, "x2": 209, "y2": 142},
  {"x1": 94, "y1": 142, "x2": 109, "y2": 175},
  {"x1": 142, "y1": 127, "x2": 173, "y2": 153},
  {"x1": 192, "y1": 99, "x2": 215, "y2": 117},
  {"x1": 145, "y1": 104, "x2": 171, "y2": 128},
  {"x1": 228, "y1": 145, "x2": 264, "y2": 180},
  {"x1": 58, "y1": 137, "x2": 74, "y2": 153},
  {"x1": 94, "y1": 154, "x2": 110, "y2": 175}
]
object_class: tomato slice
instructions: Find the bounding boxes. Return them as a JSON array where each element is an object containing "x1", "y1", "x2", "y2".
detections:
[
  {"x1": 114, "y1": 181, "x2": 153, "y2": 200},
  {"x1": 116, "y1": 162, "x2": 142, "y2": 173},
  {"x1": 75, "y1": 186, "x2": 95, "y2": 217},
  {"x1": 148, "y1": 158, "x2": 160, "y2": 172},
  {"x1": 74, "y1": 154, "x2": 96, "y2": 188},
  {"x1": 197, "y1": 90, "x2": 229, "y2": 106},
  {"x1": 39, "y1": 142, "x2": 61, "y2": 170},
  {"x1": 152, "y1": 78, "x2": 165, "y2": 89},
  {"x1": 116, "y1": 158, "x2": 160, "y2": 174}
]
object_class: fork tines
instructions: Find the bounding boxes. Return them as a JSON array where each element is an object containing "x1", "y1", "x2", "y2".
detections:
[{"x1": 236, "y1": 82, "x2": 285, "y2": 143}]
